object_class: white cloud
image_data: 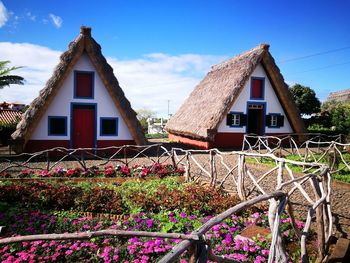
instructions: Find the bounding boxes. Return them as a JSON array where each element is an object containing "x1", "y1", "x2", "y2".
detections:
[
  {"x1": 0, "y1": 42, "x2": 61, "y2": 104},
  {"x1": 0, "y1": 42, "x2": 225, "y2": 117},
  {"x1": 26, "y1": 12, "x2": 36, "y2": 21},
  {"x1": 0, "y1": 1, "x2": 8, "y2": 27},
  {"x1": 49, "y1": 13, "x2": 62, "y2": 28}
]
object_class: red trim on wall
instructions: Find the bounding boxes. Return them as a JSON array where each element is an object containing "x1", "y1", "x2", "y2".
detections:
[
  {"x1": 213, "y1": 133, "x2": 245, "y2": 149},
  {"x1": 25, "y1": 140, "x2": 136, "y2": 153},
  {"x1": 168, "y1": 134, "x2": 211, "y2": 149},
  {"x1": 25, "y1": 140, "x2": 70, "y2": 152},
  {"x1": 96, "y1": 140, "x2": 136, "y2": 148}
]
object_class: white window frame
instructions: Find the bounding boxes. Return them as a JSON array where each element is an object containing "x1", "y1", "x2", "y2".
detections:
[
  {"x1": 232, "y1": 114, "x2": 240, "y2": 126},
  {"x1": 270, "y1": 115, "x2": 278, "y2": 127}
]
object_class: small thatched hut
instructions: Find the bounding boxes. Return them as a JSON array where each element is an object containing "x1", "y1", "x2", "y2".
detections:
[
  {"x1": 12, "y1": 26, "x2": 145, "y2": 152},
  {"x1": 165, "y1": 44, "x2": 305, "y2": 149}
]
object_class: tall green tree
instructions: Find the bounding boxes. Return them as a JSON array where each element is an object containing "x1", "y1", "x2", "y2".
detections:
[
  {"x1": 0, "y1": 61, "x2": 25, "y2": 89},
  {"x1": 289, "y1": 84, "x2": 321, "y2": 115}
]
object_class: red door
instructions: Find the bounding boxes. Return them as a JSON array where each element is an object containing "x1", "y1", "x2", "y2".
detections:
[{"x1": 72, "y1": 106, "x2": 95, "y2": 149}]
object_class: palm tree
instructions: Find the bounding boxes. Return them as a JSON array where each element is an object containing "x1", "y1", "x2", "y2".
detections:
[{"x1": 0, "y1": 61, "x2": 25, "y2": 89}]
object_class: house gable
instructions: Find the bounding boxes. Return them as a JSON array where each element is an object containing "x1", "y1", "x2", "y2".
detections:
[
  {"x1": 12, "y1": 27, "x2": 145, "y2": 151},
  {"x1": 165, "y1": 44, "x2": 305, "y2": 149},
  {"x1": 217, "y1": 63, "x2": 292, "y2": 134},
  {"x1": 30, "y1": 53, "x2": 133, "y2": 142}
]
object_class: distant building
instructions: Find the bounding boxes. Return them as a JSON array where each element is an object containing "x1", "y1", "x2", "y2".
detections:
[
  {"x1": 0, "y1": 102, "x2": 26, "y2": 111},
  {"x1": 0, "y1": 109, "x2": 22, "y2": 125},
  {"x1": 327, "y1": 88, "x2": 350, "y2": 102},
  {"x1": 147, "y1": 118, "x2": 167, "y2": 134}
]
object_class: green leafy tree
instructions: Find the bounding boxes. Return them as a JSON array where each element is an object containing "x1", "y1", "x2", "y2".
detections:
[
  {"x1": 321, "y1": 101, "x2": 350, "y2": 133},
  {"x1": 0, "y1": 61, "x2": 25, "y2": 88},
  {"x1": 289, "y1": 84, "x2": 321, "y2": 115}
]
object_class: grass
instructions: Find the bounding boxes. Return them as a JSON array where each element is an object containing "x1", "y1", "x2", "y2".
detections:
[
  {"x1": 247, "y1": 152, "x2": 350, "y2": 183},
  {"x1": 145, "y1": 133, "x2": 168, "y2": 139}
]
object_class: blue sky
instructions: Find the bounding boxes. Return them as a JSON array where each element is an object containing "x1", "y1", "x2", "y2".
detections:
[{"x1": 0, "y1": 0, "x2": 349, "y2": 117}]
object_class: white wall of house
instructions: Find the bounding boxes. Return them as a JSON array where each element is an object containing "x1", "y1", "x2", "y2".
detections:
[
  {"x1": 217, "y1": 63, "x2": 293, "y2": 133},
  {"x1": 30, "y1": 53, "x2": 133, "y2": 140}
]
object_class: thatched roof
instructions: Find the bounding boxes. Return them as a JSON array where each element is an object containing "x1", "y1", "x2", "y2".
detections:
[
  {"x1": 165, "y1": 44, "x2": 306, "y2": 141},
  {"x1": 327, "y1": 88, "x2": 350, "y2": 102},
  {"x1": 12, "y1": 26, "x2": 145, "y2": 145}
]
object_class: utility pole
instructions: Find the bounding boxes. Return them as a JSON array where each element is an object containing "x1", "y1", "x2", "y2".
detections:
[{"x1": 167, "y1": 100, "x2": 170, "y2": 117}]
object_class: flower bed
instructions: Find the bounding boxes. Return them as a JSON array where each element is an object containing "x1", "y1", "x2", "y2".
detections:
[
  {"x1": 0, "y1": 163, "x2": 185, "y2": 179},
  {"x1": 0, "y1": 178, "x2": 240, "y2": 215},
  {"x1": 0, "y1": 165, "x2": 318, "y2": 262},
  {"x1": 0, "y1": 208, "x2": 308, "y2": 262}
]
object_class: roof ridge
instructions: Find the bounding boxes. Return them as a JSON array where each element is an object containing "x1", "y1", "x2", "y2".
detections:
[{"x1": 211, "y1": 43, "x2": 269, "y2": 72}]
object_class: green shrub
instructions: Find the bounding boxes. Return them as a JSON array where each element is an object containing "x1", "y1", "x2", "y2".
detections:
[{"x1": 0, "y1": 122, "x2": 17, "y2": 145}]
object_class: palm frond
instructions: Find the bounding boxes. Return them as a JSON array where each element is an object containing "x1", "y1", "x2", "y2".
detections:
[{"x1": 0, "y1": 75, "x2": 25, "y2": 87}]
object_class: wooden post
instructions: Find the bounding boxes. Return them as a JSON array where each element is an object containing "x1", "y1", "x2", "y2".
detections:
[
  {"x1": 209, "y1": 151, "x2": 214, "y2": 187},
  {"x1": 184, "y1": 152, "x2": 190, "y2": 182},
  {"x1": 124, "y1": 147, "x2": 128, "y2": 166},
  {"x1": 268, "y1": 196, "x2": 287, "y2": 263},
  {"x1": 311, "y1": 176, "x2": 326, "y2": 262},
  {"x1": 171, "y1": 148, "x2": 176, "y2": 168},
  {"x1": 46, "y1": 151, "x2": 50, "y2": 171},
  {"x1": 188, "y1": 243, "x2": 197, "y2": 263},
  {"x1": 237, "y1": 154, "x2": 246, "y2": 201}
]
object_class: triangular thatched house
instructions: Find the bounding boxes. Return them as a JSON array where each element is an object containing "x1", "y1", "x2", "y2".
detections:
[
  {"x1": 12, "y1": 26, "x2": 145, "y2": 152},
  {"x1": 165, "y1": 44, "x2": 305, "y2": 149}
]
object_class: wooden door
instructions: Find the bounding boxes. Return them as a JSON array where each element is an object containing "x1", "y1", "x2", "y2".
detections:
[
  {"x1": 247, "y1": 105, "x2": 265, "y2": 135},
  {"x1": 72, "y1": 105, "x2": 95, "y2": 149}
]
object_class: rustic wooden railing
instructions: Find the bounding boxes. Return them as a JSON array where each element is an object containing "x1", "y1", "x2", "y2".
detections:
[
  {"x1": 243, "y1": 133, "x2": 343, "y2": 155},
  {"x1": 242, "y1": 134, "x2": 349, "y2": 175},
  {"x1": 0, "y1": 144, "x2": 172, "y2": 174},
  {"x1": 0, "y1": 145, "x2": 334, "y2": 262},
  {"x1": 170, "y1": 147, "x2": 332, "y2": 262}
]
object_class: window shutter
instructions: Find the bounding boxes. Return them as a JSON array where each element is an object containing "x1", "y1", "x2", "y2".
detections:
[
  {"x1": 226, "y1": 114, "x2": 233, "y2": 126},
  {"x1": 265, "y1": 114, "x2": 272, "y2": 127},
  {"x1": 277, "y1": 115, "x2": 284, "y2": 127},
  {"x1": 240, "y1": 114, "x2": 247, "y2": 126}
]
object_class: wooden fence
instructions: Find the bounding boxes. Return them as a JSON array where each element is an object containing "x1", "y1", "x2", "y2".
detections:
[
  {"x1": 170, "y1": 147, "x2": 332, "y2": 262},
  {"x1": 0, "y1": 144, "x2": 334, "y2": 262},
  {"x1": 242, "y1": 133, "x2": 349, "y2": 175},
  {"x1": 0, "y1": 144, "x2": 172, "y2": 175}
]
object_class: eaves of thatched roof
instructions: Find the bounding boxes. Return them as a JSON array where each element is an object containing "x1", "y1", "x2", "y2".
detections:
[
  {"x1": 12, "y1": 26, "x2": 146, "y2": 145},
  {"x1": 165, "y1": 44, "x2": 306, "y2": 141}
]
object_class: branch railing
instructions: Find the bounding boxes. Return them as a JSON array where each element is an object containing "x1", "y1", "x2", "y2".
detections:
[
  {"x1": 0, "y1": 144, "x2": 172, "y2": 175},
  {"x1": 171, "y1": 147, "x2": 333, "y2": 262},
  {"x1": 242, "y1": 133, "x2": 349, "y2": 176},
  {"x1": 0, "y1": 144, "x2": 335, "y2": 262}
]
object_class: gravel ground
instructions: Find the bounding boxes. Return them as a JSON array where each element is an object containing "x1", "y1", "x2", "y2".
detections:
[{"x1": 0, "y1": 145, "x2": 349, "y2": 239}]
